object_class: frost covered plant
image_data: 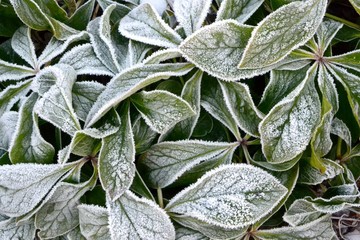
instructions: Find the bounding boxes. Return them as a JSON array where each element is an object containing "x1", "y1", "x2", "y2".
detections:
[{"x1": 0, "y1": 0, "x2": 360, "y2": 239}]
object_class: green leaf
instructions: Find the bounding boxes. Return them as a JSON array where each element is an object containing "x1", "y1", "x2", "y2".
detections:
[
  {"x1": 11, "y1": 26, "x2": 37, "y2": 69},
  {"x1": 131, "y1": 90, "x2": 195, "y2": 134},
  {"x1": 219, "y1": 81, "x2": 263, "y2": 137},
  {"x1": 160, "y1": 70, "x2": 203, "y2": 141},
  {"x1": 316, "y1": 19, "x2": 343, "y2": 52},
  {"x1": 0, "y1": 162, "x2": 77, "y2": 217},
  {"x1": 130, "y1": 169, "x2": 156, "y2": 202},
  {"x1": 0, "y1": 218, "x2": 36, "y2": 239},
  {"x1": 78, "y1": 205, "x2": 110, "y2": 240},
  {"x1": 107, "y1": 190, "x2": 175, "y2": 240},
  {"x1": 331, "y1": 117, "x2": 352, "y2": 148},
  {"x1": 0, "y1": 111, "x2": 18, "y2": 151},
  {"x1": 250, "y1": 151, "x2": 301, "y2": 172},
  {"x1": 85, "y1": 63, "x2": 194, "y2": 127},
  {"x1": 72, "y1": 81, "x2": 105, "y2": 122},
  {"x1": 255, "y1": 215, "x2": 336, "y2": 240},
  {"x1": 326, "y1": 49, "x2": 360, "y2": 72},
  {"x1": 317, "y1": 63, "x2": 339, "y2": 113},
  {"x1": 143, "y1": 49, "x2": 182, "y2": 64},
  {"x1": 0, "y1": 59, "x2": 35, "y2": 81},
  {"x1": 34, "y1": 64, "x2": 81, "y2": 136},
  {"x1": 298, "y1": 158, "x2": 343, "y2": 185},
  {"x1": 0, "y1": 80, "x2": 31, "y2": 116},
  {"x1": 349, "y1": 0, "x2": 360, "y2": 15},
  {"x1": 9, "y1": 93, "x2": 55, "y2": 164},
  {"x1": 173, "y1": 0, "x2": 212, "y2": 36},
  {"x1": 139, "y1": 140, "x2": 238, "y2": 188},
  {"x1": 99, "y1": 103, "x2": 135, "y2": 201},
  {"x1": 59, "y1": 44, "x2": 114, "y2": 77},
  {"x1": 216, "y1": 0, "x2": 264, "y2": 23},
  {"x1": 259, "y1": 64, "x2": 321, "y2": 163},
  {"x1": 238, "y1": 0, "x2": 327, "y2": 69},
  {"x1": 132, "y1": 116, "x2": 158, "y2": 154},
  {"x1": 166, "y1": 164, "x2": 288, "y2": 229},
  {"x1": 35, "y1": 171, "x2": 97, "y2": 239},
  {"x1": 201, "y1": 76, "x2": 241, "y2": 139},
  {"x1": 66, "y1": 0, "x2": 95, "y2": 30},
  {"x1": 37, "y1": 31, "x2": 89, "y2": 67},
  {"x1": 119, "y1": 3, "x2": 183, "y2": 48},
  {"x1": 97, "y1": 0, "x2": 131, "y2": 23},
  {"x1": 253, "y1": 165, "x2": 299, "y2": 228},
  {"x1": 176, "y1": 227, "x2": 209, "y2": 240},
  {"x1": 259, "y1": 66, "x2": 308, "y2": 113},
  {"x1": 0, "y1": 2, "x2": 23, "y2": 37},
  {"x1": 283, "y1": 199, "x2": 324, "y2": 226}
]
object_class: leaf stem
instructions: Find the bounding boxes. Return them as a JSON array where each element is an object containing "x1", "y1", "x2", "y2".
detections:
[
  {"x1": 55, "y1": 127, "x2": 62, "y2": 151},
  {"x1": 157, "y1": 188, "x2": 164, "y2": 208},
  {"x1": 242, "y1": 145, "x2": 251, "y2": 165},
  {"x1": 336, "y1": 137, "x2": 342, "y2": 159},
  {"x1": 325, "y1": 13, "x2": 360, "y2": 31}
]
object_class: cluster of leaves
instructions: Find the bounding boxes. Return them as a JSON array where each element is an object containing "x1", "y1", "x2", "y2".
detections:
[{"x1": 0, "y1": 0, "x2": 360, "y2": 239}]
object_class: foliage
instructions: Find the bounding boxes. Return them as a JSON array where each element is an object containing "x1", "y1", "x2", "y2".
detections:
[{"x1": 0, "y1": 0, "x2": 360, "y2": 239}]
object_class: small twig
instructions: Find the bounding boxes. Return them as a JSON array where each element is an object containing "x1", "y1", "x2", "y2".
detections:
[{"x1": 157, "y1": 188, "x2": 164, "y2": 208}]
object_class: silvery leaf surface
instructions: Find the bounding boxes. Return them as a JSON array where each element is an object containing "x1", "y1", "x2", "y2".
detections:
[
  {"x1": 238, "y1": 0, "x2": 327, "y2": 69},
  {"x1": 119, "y1": 3, "x2": 183, "y2": 48},
  {"x1": 139, "y1": 140, "x2": 238, "y2": 188},
  {"x1": 131, "y1": 90, "x2": 196, "y2": 134},
  {"x1": 9, "y1": 93, "x2": 55, "y2": 164},
  {"x1": 107, "y1": 191, "x2": 175, "y2": 240},
  {"x1": 99, "y1": 103, "x2": 135, "y2": 201},
  {"x1": 166, "y1": 164, "x2": 288, "y2": 229},
  {"x1": 216, "y1": 0, "x2": 264, "y2": 23},
  {"x1": 78, "y1": 205, "x2": 110, "y2": 240},
  {"x1": 259, "y1": 64, "x2": 321, "y2": 163},
  {"x1": 85, "y1": 63, "x2": 194, "y2": 127},
  {"x1": 173, "y1": 0, "x2": 212, "y2": 37}
]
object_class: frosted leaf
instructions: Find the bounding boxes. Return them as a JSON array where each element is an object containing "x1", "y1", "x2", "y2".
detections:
[
  {"x1": 259, "y1": 66, "x2": 308, "y2": 113},
  {"x1": 67, "y1": 226, "x2": 86, "y2": 240},
  {"x1": 0, "y1": 162, "x2": 75, "y2": 217},
  {"x1": 108, "y1": 190, "x2": 175, "y2": 240},
  {"x1": 201, "y1": 77, "x2": 241, "y2": 139},
  {"x1": 38, "y1": 31, "x2": 89, "y2": 67},
  {"x1": 173, "y1": 0, "x2": 212, "y2": 36},
  {"x1": 131, "y1": 90, "x2": 196, "y2": 134},
  {"x1": 0, "y1": 59, "x2": 35, "y2": 81},
  {"x1": 0, "y1": 218, "x2": 36, "y2": 240},
  {"x1": 327, "y1": 49, "x2": 360, "y2": 73},
  {"x1": 238, "y1": 0, "x2": 327, "y2": 69},
  {"x1": 0, "y1": 79, "x2": 31, "y2": 116},
  {"x1": 349, "y1": 0, "x2": 360, "y2": 15},
  {"x1": 78, "y1": 205, "x2": 110, "y2": 240},
  {"x1": 85, "y1": 63, "x2": 194, "y2": 127},
  {"x1": 216, "y1": 0, "x2": 264, "y2": 23},
  {"x1": 132, "y1": 116, "x2": 158, "y2": 154},
  {"x1": 274, "y1": 60, "x2": 311, "y2": 71},
  {"x1": 298, "y1": 158, "x2": 343, "y2": 185},
  {"x1": 72, "y1": 81, "x2": 105, "y2": 121},
  {"x1": 99, "y1": 104, "x2": 135, "y2": 201},
  {"x1": 97, "y1": 0, "x2": 131, "y2": 22},
  {"x1": 139, "y1": 140, "x2": 238, "y2": 188},
  {"x1": 176, "y1": 227, "x2": 209, "y2": 240},
  {"x1": 253, "y1": 166, "x2": 299, "y2": 228},
  {"x1": 330, "y1": 118, "x2": 352, "y2": 148},
  {"x1": 166, "y1": 164, "x2": 288, "y2": 229},
  {"x1": 343, "y1": 144, "x2": 360, "y2": 160},
  {"x1": 249, "y1": 151, "x2": 301, "y2": 172},
  {"x1": 255, "y1": 215, "x2": 336, "y2": 240},
  {"x1": 220, "y1": 81, "x2": 263, "y2": 137},
  {"x1": 59, "y1": 44, "x2": 114, "y2": 76},
  {"x1": 0, "y1": 111, "x2": 18, "y2": 151},
  {"x1": 140, "y1": 0, "x2": 167, "y2": 15},
  {"x1": 174, "y1": 217, "x2": 247, "y2": 240},
  {"x1": 316, "y1": 19, "x2": 343, "y2": 52},
  {"x1": 9, "y1": 93, "x2": 55, "y2": 164},
  {"x1": 127, "y1": 40, "x2": 152, "y2": 66},
  {"x1": 11, "y1": 26, "x2": 37, "y2": 69},
  {"x1": 87, "y1": 15, "x2": 119, "y2": 73},
  {"x1": 34, "y1": 64, "x2": 81, "y2": 136},
  {"x1": 259, "y1": 64, "x2": 321, "y2": 163},
  {"x1": 160, "y1": 70, "x2": 202, "y2": 141},
  {"x1": 283, "y1": 199, "x2": 324, "y2": 226},
  {"x1": 35, "y1": 172, "x2": 97, "y2": 239},
  {"x1": 327, "y1": 64, "x2": 360, "y2": 122},
  {"x1": 119, "y1": 3, "x2": 183, "y2": 48},
  {"x1": 143, "y1": 48, "x2": 182, "y2": 64},
  {"x1": 317, "y1": 64, "x2": 339, "y2": 113}
]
